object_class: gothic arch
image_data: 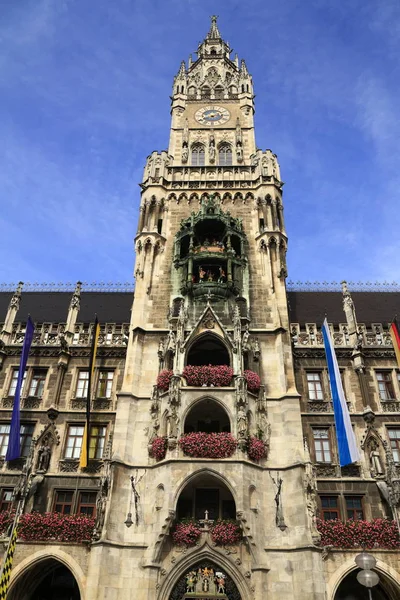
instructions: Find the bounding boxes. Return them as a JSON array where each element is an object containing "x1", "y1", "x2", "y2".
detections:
[
  {"x1": 328, "y1": 558, "x2": 400, "y2": 600},
  {"x1": 173, "y1": 467, "x2": 238, "y2": 508},
  {"x1": 8, "y1": 549, "x2": 85, "y2": 600},
  {"x1": 157, "y1": 545, "x2": 252, "y2": 600},
  {"x1": 185, "y1": 331, "x2": 231, "y2": 366},
  {"x1": 182, "y1": 395, "x2": 232, "y2": 433}
]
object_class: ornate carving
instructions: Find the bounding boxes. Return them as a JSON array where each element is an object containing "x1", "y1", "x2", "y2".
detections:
[
  {"x1": 71, "y1": 399, "x2": 87, "y2": 410},
  {"x1": 382, "y1": 401, "x2": 400, "y2": 412},
  {"x1": 307, "y1": 401, "x2": 330, "y2": 413},
  {"x1": 23, "y1": 396, "x2": 42, "y2": 409},
  {"x1": 83, "y1": 460, "x2": 103, "y2": 474},
  {"x1": 36, "y1": 438, "x2": 51, "y2": 473},
  {"x1": 59, "y1": 460, "x2": 79, "y2": 473},
  {"x1": 93, "y1": 398, "x2": 112, "y2": 410},
  {"x1": 315, "y1": 464, "x2": 337, "y2": 478},
  {"x1": 340, "y1": 464, "x2": 361, "y2": 478}
]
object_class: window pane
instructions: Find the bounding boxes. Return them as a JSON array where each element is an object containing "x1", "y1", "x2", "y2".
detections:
[
  {"x1": 20, "y1": 424, "x2": 34, "y2": 458},
  {"x1": 64, "y1": 425, "x2": 84, "y2": 459},
  {"x1": 76, "y1": 372, "x2": 89, "y2": 398},
  {"x1": 8, "y1": 371, "x2": 27, "y2": 397},
  {"x1": 98, "y1": 372, "x2": 113, "y2": 398},
  {"x1": 0, "y1": 425, "x2": 10, "y2": 457}
]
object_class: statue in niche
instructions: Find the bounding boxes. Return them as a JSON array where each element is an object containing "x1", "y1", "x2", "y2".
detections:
[
  {"x1": 237, "y1": 406, "x2": 248, "y2": 439},
  {"x1": 167, "y1": 405, "x2": 179, "y2": 439},
  {"x1": 232, "y1": 305, "x2": 242, "y2": 355},
  {"x1": 368, "y1": 439, "x2": 384, "y2": 478},
  {"x1": 149, "y1": 387, "x2": 160, "y2": 444},
  {"x1": 304, "y1": 461, "x2": 320, "y2": 542},
  {"x1": 236, "y1": 141, "x2": 243, "y2": 163},
  {"x1": 209, "y1": 134, "x2": 216, "y2": 163},
  {"x1": 37, "y1": 438, "x2": 52, "y2": 473},
  {"x1": 186, "y1": 571, "x2": 196, "y2": 593},
  {"x1": 270, "y1": 472, "x2": 286, "y2": 530},
  {"x1": 182, "y1": 143, "x2": 188, "y2": 164}
]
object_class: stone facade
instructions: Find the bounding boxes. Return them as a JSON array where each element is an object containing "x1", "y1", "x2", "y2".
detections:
[{"x1": 0, "y1": 16, "x2": 399, "y2": 600}]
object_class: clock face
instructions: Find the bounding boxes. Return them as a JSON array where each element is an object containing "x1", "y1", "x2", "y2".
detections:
[{"x1": 195, "y1": 105, "x2": 230, "y2": 126}]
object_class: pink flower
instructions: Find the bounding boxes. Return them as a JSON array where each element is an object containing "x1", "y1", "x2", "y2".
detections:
[
  {"x1": 172, "y1": 520, "x2": 202, "y2": 546},
  {"x1": 210, "y1": 520, "x2": 242, "y2": 546},
  {"x1": 247, "y1": 437, "x2": 267, "y2": 461},
  {"x1": 179, "y1": 432, "x2": 237, "y2": 458},
  {"x1": 316, "y1": 518, "x2": 400, "y2": 549},
  {"x1": 149, "y1": 436, "x2": 167, "y2": 461},
  {"x1": 244, "y1": 370, "x2": 261, "y2": 393},
  {"x1": 157, "y1": 369, "x2": 173, "y2": 391},
  {"x1": 183, "y1": 365, "x2": 234, "y2": 387}
]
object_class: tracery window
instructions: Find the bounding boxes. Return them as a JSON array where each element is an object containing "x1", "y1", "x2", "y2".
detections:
[
  {"x1": 218, "y1": 144, "x2": 232, "y2": 166},
  {"x1": 191, "y1": 144, "x2": 205, "y2": 166}
]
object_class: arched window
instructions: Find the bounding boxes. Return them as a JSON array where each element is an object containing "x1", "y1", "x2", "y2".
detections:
[
  {"x1": 219, "y1": 144, "x2": 232, "y2": 166},
  {"x1": 187, "y1": 335, "x2": 230, "y2": 366},
  {"x1": 201, "y1": 86, "x2": 211, "y2": 99},
  {"x1": 214, "y1": 86, "x2": 224, "y2": 99},
  {"x1": 191, "y1": 144, "x2": 205, "y2": 166},
  {"x1": 176, "y1": 473, "x2": 236, "y2": 520},
  {"x1": 184, "y1": 399, "x2": 230, "y2": 433},
  {"x1": 188, "y1": 86, "x2": 196, "y2": 97}
]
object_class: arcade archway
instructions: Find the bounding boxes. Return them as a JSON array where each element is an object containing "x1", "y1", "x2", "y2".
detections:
[
  {"x1": 8, "y1": 558, "x2": 80, "y2": 600},
  {"x1": 169, "y1": 561, "x2": 241, "y2": 599},
  {"x1": 334, "y1": 568, "x2": 399, "y2": 600}
]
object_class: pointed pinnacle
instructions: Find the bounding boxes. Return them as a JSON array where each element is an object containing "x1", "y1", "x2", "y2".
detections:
[
  {"x1": 240, "y1": 59, "x2": 249, "y2": 76},
  {"x1": 176, "y1": 60, "x2": 186, "y2": 77},
  {"x1": 207, "y1": 15, "x2": 221, "y2": 39}
]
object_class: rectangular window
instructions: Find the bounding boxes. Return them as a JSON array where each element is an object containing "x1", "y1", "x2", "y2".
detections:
[
  {"x1": 312, "y1": 428, "x2": 332, "y2": 463},
  {"x1": 20, "y1": 424, "x2": 34, "y2": 458},
  {"x1": 89, "y1": 425, "x2": 107, "y2": 459},
  {"x1": 388, "y1": 429, "x2": 400, "y2": 463},
  {"x1": 77, "y1": 491, "x2": 97, "y2": 516},
  {"x1": 53, "y1": 490, "x2": 74, "y2": 514},
  {"x1": 376, "y1": 371, "x2": 395, "y2": 400},
  {"x1": 0, "y1": 489, "x2": 13, "y2": 512},
  {"x1": 0, "y1": 425, "x2": 10, "y2": 457},
  {"x1": 76, "y1": 371, "x2": 89, "y2": 398},
  {"x1": 64, "y1": 425, "x2": 85, "y2": 459},
  {"x1": 345, "y1": 496, "x2": 364, "y2": 520},
  {"x1": 28, "y1": 369, "x2": 47, "y2": 398},
  {"x1": 307, "y1": 372, "x2": 324, "y2": 400},
  {"x1": 8, "y1": 370, "x2": 26, "y2": 397},
  {"x1": 320, "y1": 496, "x2": 340, "y2": 520},
  {"x1": 97, "y1": 372, "x2": 113, "y2": 399}
]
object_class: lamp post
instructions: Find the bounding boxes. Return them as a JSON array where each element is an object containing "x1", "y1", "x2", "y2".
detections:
[{"x1": 355, "y1": 551, "x2": 380, "y2": 599}]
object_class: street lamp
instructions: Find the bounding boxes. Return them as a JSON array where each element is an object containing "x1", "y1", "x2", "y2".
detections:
[{"x1": 355, "y1": 551, "x2": 380, "y2": 599}]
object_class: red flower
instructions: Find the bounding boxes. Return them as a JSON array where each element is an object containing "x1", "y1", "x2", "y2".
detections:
[
  {"x1": 16, "y1": 512, "x2": 95, "y2": 543},
  {"x1": 179, "y1": 432, "x2": 237, "y2": 458},
  {"x1": 149, "y1": 436, "x2": 167, "y2": 461},
  {"x1": 157, "y1": 369, "x2": 173, "y2": 391},
  {"x1": 316, "y1": 518, "x2": 400, "y2": 549},
  {"x1": 210, "y1": 520, "x2": 242, "y2": 546},
  {"x1": 244, "y1": 370, "x2": 261, "y2": 393},
  {"x1": 246, "y1": 437, "x2": 267, "y2": 461},
  {"x1": 172, "y1": 520, "x2": 202, "y2": 546},
  {"x1": 183, "y1": 365, "x2": 233, "y2": 387}
]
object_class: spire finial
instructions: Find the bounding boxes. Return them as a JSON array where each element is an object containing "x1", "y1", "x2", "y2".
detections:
[{"x1": 208, "y1": 15, "x2": 221, "y2": 39}]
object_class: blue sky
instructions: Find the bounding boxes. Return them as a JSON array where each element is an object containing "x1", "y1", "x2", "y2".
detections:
[{"x1": 1, "y1": 0, "x2": 399, "y2": 285}]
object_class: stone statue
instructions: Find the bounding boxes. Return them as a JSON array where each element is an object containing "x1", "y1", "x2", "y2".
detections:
[
  {"x1": 237, "y1": 407, "x2": 248, "y2": 438},
  {"x1": 167, "y1": 405, "x2": 179, "y2": 439},
  {"x1": 304, "y1": 462, "x2": 320, "y2": 542},
  {"x1": 37, "y1": 440, "x2": 52, "y2": 472},
  {"x1": 215, "y1": 573, "x2": 226, "y2": 594},
  {"x1": 270, "y1": 472, "x2": 286, "y2": 530},
  {"x1": 186, "y1": 571, "x2": 196, "y2": 593},
  {"x1": 182, "y1": 144, "x2": 188, "y2": 164},
  {"x1": 236, "y1": 142, "x2": 243, "y2": 163},
  {"x1": 209, "y1": 135, "x2": 216, "y2": 162},
  {"x1": 369, "y1": 439, "x2": 384, "y2": 477}
]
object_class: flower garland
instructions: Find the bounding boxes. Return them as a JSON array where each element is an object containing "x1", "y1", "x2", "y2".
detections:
[
  {"x1": 210, "y1": 520, "x2": 242, "y2": 546},
  {"x1": 244, "y1": 370, "x2": 261, "y2": 393},
  {"x1": 183, "y1": 365, "x2": 234, "y2": 387},
  {"x1": 316, "y1": 518, "x2": 400, "y2": 549},
  {"x1": 149, "y1": 436, "x2": 168, "y2": 461},
  {"x1": 156, "y1": 369, "x2": 173, "y2": 391},
  {"x1": 246, "y1": 436, "x2": 268, "y2": 461},
  {"x1": 179, "y1": 432, "x2": 237, "y2": 458},
  {"x1": 1, "y1": 512, "x2": 96, "y2": 543},
  {"x1": 172, "y1": 520, "x2": 202, "y2": 546}
]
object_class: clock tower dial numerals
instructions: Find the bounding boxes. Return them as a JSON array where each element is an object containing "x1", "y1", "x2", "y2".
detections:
[{"x1": 195, "y1": 105, "x2": 231, "y2": 126}]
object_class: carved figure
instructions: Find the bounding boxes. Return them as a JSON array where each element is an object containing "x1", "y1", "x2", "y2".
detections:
[
  {"x1": 237, "y1": 407, "x2": 248, "y2": 438},
  {"x1": 209, "y1": 135, "x2": 216, "y2": 162},
  {"x1": 218, "y1": 267, "x2": 226, "y2": 283},
  {"x1": 369, "y1": 439, "x2": 384, "y2": 477},
  {"x1": 167, "y1": 405, "x2": 179, "y2": 438},
  {"x1": 199, "y1": 266, "x2": 206, "y2": 282},
  {"x1": 37, "y1": 440, "x2": 51, "y2": 472},
  {"x1": 182, "y1": 144, "x2": 188, "y2": 163},
  {"x1": 236, "y1": 142, "x2": 243, "y2": 163},
  {"x1": 186, "y1": 571, "x2": 196, "y2": 593},
  {"x1": 270, "y1": 472, "x2": 286, "y2": 529},
  {"x1": 215, "y1": 574, "x2": 226, "y2": 594}
]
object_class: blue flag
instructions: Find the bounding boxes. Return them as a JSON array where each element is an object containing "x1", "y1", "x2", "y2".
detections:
[
  {"x1": 6, "y1": 316, "x2": 35, "y2": 461},
  {"x1": 322, "y1": 319, "x2": 360, "y2": 467}
]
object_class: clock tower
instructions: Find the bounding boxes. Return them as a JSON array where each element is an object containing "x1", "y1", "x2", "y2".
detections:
[{"x1": 115, "y1": 15, "x2": 326, "y2": 600}]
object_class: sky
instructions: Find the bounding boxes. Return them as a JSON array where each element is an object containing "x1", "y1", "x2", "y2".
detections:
[{"x1": 0, "y1": 0, "x2": 399, "y2": 287}]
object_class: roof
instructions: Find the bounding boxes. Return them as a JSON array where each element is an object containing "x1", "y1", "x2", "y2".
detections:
[{"x1": 0, "y1": 290, "x2": 398, "y2": 326}]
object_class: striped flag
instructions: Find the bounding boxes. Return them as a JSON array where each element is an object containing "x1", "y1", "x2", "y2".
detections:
[
  {"x1": 0, "y1": 524, "x2": 18, "y2": 599},
  {"x1": 322, "y1": 318, "x2": 360, "y2": 467},
  {"x1": 80, "y1": 317, "x2": 100, "y2": 468},
  {"x1": 6, "y1": 316, "x2": 35, "y2": 461},
  {"x1": 389, "y1": 319, "x2": 400, "y2": 369}
]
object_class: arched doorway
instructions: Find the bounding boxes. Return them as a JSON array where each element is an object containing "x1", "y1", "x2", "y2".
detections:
[
  {"x1": 8, "y1": 559, "x2": 80, "y2": 600},
  {"x1": 176, "y1": 473, "x2": 236, "y2": 521},
  {"x1": 184, "y1": 398, "x2": 230, "y2": 433},
  {"x1": 186, "y1": 335, "x2": 230, "y2": 366},
  {"x1": 169, "y1": 561, "x2": 241, "y2": 599},
  {"x1": 335, "y1": 569, "x2": 397, "y2": 600}
]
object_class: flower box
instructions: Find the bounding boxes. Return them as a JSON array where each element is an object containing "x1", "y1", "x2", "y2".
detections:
[
  {"x1": 179, "y1": 432, "x2": 237, "y2": 458},
  {"x1": 149, "y1": 436, "x2": 168, "y2": 461},
  {"x1": 0, "y1": 512, "x2": 95, "y2": 543},
  {"x1": 210, "y1": 520, "x2": 242, "y2": 546},
  {"x1": 316, "y1": 518, "x2": 400, "y2": 549},
  {"x1": 246, "y1": 436, "x2": 268, "y2": 461},
  {"x1": 157, "y1": 369, "x2": 173, "y2": 391},
  {"x1": 172, "y1": 520, "x2": 202, "y2": 547},
  {"x1": 182, "y1": 365, "x2": 233, "y2": 387},
  {"x1": 244, "y1": 370, "x2": 261, "y2": 393}
]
